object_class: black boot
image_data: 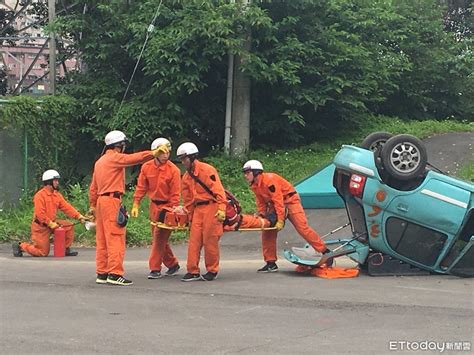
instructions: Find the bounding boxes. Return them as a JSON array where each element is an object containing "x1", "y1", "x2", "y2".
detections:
[
  {"x1": 65, "y1": 247, "x2": 78, "y2": 256},
  {"x1": 257, "y1": 262, "x2": 278, "y2": 273},
  {"x1": 12, "y1": 242, "x2": 23, "y2": 257},
  {"x1": 322, "y1": 248, "x2": 333, "y2": 267}
]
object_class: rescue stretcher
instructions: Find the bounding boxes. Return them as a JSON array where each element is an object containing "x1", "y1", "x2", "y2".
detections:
[
  {"x1": 150, "y1": 220, "x2": 278, "y2": 232},
  {"x1": 283, "y1": 224, "x2": 369, "y2": 268},
  {"x1": 149, "y1": 207, "x2": 278, "y2": 232},
  {"x1": 150, "y1": 207, "x2": 368, "y2": 268}
]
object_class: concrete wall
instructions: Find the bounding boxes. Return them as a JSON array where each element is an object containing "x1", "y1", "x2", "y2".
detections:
[{"x1": 0, "y1": 129, "x2": 24, "y2": 209}]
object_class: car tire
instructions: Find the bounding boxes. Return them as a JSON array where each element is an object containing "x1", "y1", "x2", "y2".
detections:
[
  {"x1": 380, "y1": 134, "x2": 427, "y2": 181},
  {"x1": 360, "y1": 132, "x2": 394, "y2": 152}
]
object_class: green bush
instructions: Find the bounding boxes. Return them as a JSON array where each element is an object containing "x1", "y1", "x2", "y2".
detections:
[{"x1": 0, "y1": 194, "x2": 33, "y2": 243}]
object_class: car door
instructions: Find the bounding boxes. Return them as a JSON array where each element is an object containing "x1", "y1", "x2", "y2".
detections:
[{"x1": 380, "y1": 175, "x2": 471, "y2": 269}]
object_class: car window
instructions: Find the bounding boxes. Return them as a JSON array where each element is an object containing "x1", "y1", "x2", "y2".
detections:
[
  {"x1": 450, "y1": 246, "x2": 474, "y2": 277},
  {"x1": 386, "y1": 217, "x2": 447, "y2": 266},
  {"x1": 441, "y1": 210, "x2": 473, "y2": 269}
]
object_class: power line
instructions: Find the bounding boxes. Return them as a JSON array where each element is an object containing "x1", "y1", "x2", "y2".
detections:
[{"x1": 116, "y1": 0, "x2": 164, "y2": 116}]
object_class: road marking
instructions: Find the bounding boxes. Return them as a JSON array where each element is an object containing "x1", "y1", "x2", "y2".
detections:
[{"x1": 235, "y1": 306, "x2": 262, "y2": 314}]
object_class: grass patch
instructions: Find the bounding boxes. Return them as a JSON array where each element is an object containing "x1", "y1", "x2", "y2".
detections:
[
  {"x1": 1, "y1": 116, "x2": 472, "y2": 246},
  {"x1": 459, "y1": 163, "x2": 474, "y2": 182}
]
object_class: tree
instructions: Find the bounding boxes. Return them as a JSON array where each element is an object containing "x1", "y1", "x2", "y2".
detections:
[
  {"x1": 243, "y1": 0, "x2": 412, "y2": 144},
  {"x1": 55, "y1": 0, "x2": 269, "y2": 152},
  {"x1": 52, "y1": 0, "x2": 472, "y2": 152},
  {"x1": 378, "y1": 0, "x2": 473, "y2": 120}
]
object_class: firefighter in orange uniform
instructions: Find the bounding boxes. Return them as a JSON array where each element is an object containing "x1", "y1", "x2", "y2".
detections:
[
  {"x1": 12, "y1": 169, "x2": 88, "y2": 257},
  {"x1": 89, "y1": 130, "x2": 165, "y2": 286},
  {"x1": 131, "y1": 138, "x2": 181, "y2": 279},
  {"x1": 242, "y1": 160, "x2": 331, "y2": 272},
  {"x1": 177, "y1": 142, "x2": 226, "y2": 281}
]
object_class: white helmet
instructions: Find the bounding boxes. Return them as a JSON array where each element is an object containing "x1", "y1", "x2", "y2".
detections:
[
  {"x1": 176, "y1": 142, "x2": 199, "y2": 158},
  {"x1": 104, "y1": 130, "x2": 127, "y2": 146},
  {"x1": 42, "y1": 169, "x2": 60, "y2": 181},
  {"x1": 151, "y1": 137, "x2": 171, "y2": 150},
  {"x1": 242, "y1": 160, "x2": 264, "y2": 172}
]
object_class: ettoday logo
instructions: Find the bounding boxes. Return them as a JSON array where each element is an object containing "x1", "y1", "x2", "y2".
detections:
[{"x1": 389, "y1": 340, "x2": 471, "y2": 352}]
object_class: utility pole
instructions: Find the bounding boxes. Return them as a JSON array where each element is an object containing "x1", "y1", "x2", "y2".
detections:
[
  {"x1": 224, "y1": 0, "x2": 235, "y2": 155},
  {"x1": 230, "y1": 0, "x2": 251, "y2": 157},
  {"x1": 48, "y1": 0, "x2": 56, "y2": 94}
]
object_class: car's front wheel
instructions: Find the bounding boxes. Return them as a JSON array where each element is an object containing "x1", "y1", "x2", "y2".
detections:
[
  {"x1": 360, "y1": 132, "x2": 393, "y2": 152},
  {"x1": 380, "y1": 134, "x2": 428, "y2": 181}
]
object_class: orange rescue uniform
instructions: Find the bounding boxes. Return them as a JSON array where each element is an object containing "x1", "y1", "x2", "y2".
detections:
[
  {"x1": 133, "y1": 159, "x2": 181, "y2": 272},
  {"x1": 89, "y1": 149, "x2": 153, "y2": 276},
  {"x1": 182, "y1": 160, "x2": 226, "y2": 274},
  {"x1": 250, "y1": 172, "x2": 327, "y2": 262},
  {"x1": 20, "y1": 187, "x2": 81, "y2": 257}
]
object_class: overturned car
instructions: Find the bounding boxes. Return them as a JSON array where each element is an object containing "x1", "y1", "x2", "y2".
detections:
[{"x1": 285, "y1": 133, "x2": 473, "y2": 277}]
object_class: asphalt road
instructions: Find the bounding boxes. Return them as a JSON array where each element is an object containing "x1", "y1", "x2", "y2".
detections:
[
  {"x1": 423, "y1": 132, "x2": 473, "y2": 177},
  {"x1": 1, "y1": 132, "x2": 473, "y2": 354}
]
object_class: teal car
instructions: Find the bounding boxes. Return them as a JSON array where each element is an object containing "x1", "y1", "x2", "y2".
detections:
[
  {"x1": 284, "y1": 133, "x2": 473, "y2": 277},
  {"x1": 331, "y1": 133, "x2": 473, "y2": 277}
]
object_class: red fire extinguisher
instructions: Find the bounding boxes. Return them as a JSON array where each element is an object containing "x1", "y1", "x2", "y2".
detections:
[{"x1": 54, "y1": 227, "x2": 66, "y2": 257}]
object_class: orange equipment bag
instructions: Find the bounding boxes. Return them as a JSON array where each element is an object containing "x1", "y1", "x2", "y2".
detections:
[
  {"x1": 295, "y1": 265, "x2": 359, "y2": 279},
  {"x1": 157, "y1": 207, "x2": 189, "y2": 227}
]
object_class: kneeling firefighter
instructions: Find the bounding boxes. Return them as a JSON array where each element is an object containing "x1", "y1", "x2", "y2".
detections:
[{"x1": 12, "y1": 170, "x2": 88, "y2": 257}]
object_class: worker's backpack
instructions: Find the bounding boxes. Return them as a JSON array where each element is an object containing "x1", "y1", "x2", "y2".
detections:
[
  {"x1": 187, "y1": 172, "x2": 242, "y2": 226},
  {"x1": 224, "y1": 190, "x2": 242, "y2": 226}
]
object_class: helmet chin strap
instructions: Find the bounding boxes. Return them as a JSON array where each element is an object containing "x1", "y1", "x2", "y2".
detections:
[
  {"x1": 156, "y1": 156, "x2": 166, "y2": 165},
  {"x1": 44, "y1": 181, "x2": 59, "y2": 190},
  {"x1": 251, "y1": 170, "x2": 262, "y2": 185}
]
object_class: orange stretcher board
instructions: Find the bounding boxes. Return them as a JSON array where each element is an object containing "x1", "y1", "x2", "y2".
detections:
[
  {"x1": 150, "y1": 221, "x2": 189, "y2": 231},
  {"x1": 150, "y1": 221, "x2": 277, "y2": 232},
  {"x1": 230, "y1": 227, "x2": 278, "y2": 231}
]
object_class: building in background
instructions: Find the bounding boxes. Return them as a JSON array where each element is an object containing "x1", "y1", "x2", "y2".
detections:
[{"x1": 0, "y1": 0, "x2": 78, "y2": 94}]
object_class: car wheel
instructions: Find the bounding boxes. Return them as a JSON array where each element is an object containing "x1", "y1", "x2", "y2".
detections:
[
  {"x1": 380, "y1": 134, "x2": 427, "y2": 181},
  {"x1": 360, "y1": 132, "x2": 394, "y2": 152}
]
